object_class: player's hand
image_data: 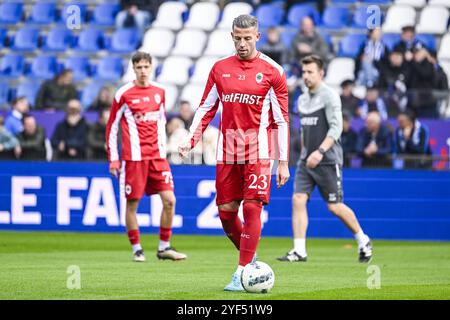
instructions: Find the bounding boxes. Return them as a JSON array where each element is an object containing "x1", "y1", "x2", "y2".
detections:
[
  {"x1": 276, "y1": 161, "x2": 290, "y2": 188},
  {"x1": 306, "y1": 150, "x2": 323, "y2": 169},
  {"x1": 178, "y1": 142, "x2": 191, "y2": 158},
  {"x1": 109, "y1": 161, "x2": 121, "y2": 178}
]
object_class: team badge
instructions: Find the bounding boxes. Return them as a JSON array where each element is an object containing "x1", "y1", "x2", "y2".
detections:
[
  {"x1": 256, "y1": 72, "x2": 263, "y2": 83},
  {"x1": 125, "y1": 184, "x2": 132, "y2": 195},
  {"x1": 154, "y1": 93, "x2": 161, "y2": 104}
]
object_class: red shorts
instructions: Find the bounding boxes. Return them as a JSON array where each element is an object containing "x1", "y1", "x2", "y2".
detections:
[
  {"x1": 121, "y1": 159, "x2": 174, "y2": 199},
  {"x1": 216, "y1": 160, "x2": 273, "y2": 206}
]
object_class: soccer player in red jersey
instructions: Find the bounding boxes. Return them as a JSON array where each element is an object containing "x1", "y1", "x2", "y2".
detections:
[
  {"x1": 179, "y1": 15, "x2": 290, "y2": 291},
  {"x1": 106, "y1": 52, "x2": 187, "y2": 262}
]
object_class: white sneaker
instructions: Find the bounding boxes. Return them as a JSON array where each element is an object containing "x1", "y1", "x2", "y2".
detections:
[
  {"x1": 133, "y1": 249, "x2": 146, "y2": 262},
  {"x1": 157, "y1": 247, "x2": 187, "y2": 260}
]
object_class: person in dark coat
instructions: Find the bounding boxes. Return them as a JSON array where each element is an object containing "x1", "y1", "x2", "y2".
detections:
[
  {"x1": 16, "y1": 114, "x2": 46, "y2": 160},
  {"x1": 356, "y1": 111, "x2": 393, "y2": 168},
  {"x1": 51, "y1": 99, "x2": 89, "y2": 160}
]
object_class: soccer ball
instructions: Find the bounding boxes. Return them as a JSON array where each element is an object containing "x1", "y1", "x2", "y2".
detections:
[{"x1": 241, "y1": 261, "x2": 275, "y2": 293}]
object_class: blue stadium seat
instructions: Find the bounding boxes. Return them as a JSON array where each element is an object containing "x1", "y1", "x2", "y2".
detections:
[
  {"x1": 29, "y1": 2, "x2": 56, "y2": 24},
  {"x1": 281, "y1": 28, "x2": 297, "y2": 48},
  {"x1": 329, "y1": 0, "x2": 355, "y2": 4},
  {"x1": 360, "y1": 0, "x2": 391, "y2": 3},
  {"x1": 81, "y1": 82, "x2": 102, "y2": 110},
  {"x1": 11, "y1": 27, "x2": 40, "y2": 51},
  {"x1": 0, "y1": 82, "x2": 10, "y2": 107},
  {"x1": 94, "y1": 57, "x2": 123, "y2": 81},
  {"x1": 321, "y1": 6, "x2": 350, "y2": 29},
  {"x1": 353, "y1": 6, "x2": 382, "y2": 29},
  {"x1": 92, "y1": 3, "x2": 121, "y2": 26},
  {"x1": 0, "y1": 54, "x2": 25, "y2": 78},
  {"x1": 338, "y1": 33, "x2": 367, "y2": 58},
  {"x1": 255, "y1": 4, "x2": 285, "y2": 28},
  {"x1": 382, "y1": 33, "x2": 401, "y2": 51},
  {"x1": 108, "y1": 29, "x2": 140, "y2": 53},
  {"x1": 16, "y1": 81, "x2": 41, "y2": 108},
  {"x1": 320, "y1": 31, "x2": 334, "y2": 53},
  {"x1": 28, "y1": 56, "x2": 58, "y2": 80},
  {"x1": 42, "y1": 27, "x2": 74, "y2": 52},
  {"x1": 0, "y1": 29, "x2": 6, "y2": 49},
  {"x1": 416, "y1": 34, "x2": 436, "y2": 52},
  {"x1": 287, "y1": 4, "x2": 320, "y2": 27},
  {"x1": 60, "y1": 2, "x2": 87, "y2": 25},
  {"x1": 64, "y1": 56, "x2": 90, "y2": 81},
  {"x1": 0, "y1": 2, "x2": 23, "y2": 24},
  {"x1": 75, "y1": 28, "x2": 104, "y2": 52}
]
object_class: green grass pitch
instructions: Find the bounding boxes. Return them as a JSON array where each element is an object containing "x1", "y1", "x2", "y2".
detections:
[{"x1": 0, "y1": 231, "x2": 449, "y2": 300}]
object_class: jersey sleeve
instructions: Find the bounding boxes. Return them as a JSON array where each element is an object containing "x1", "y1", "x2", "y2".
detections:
[
  {"x1": 269, "y1": 68, "x2": 290, "y2": 161},
  {"x1": 105, "y1": 94, "x2": 124, "y2": 163},
  {"x1": 187, "y1": 66, "x2": 220, "y2": 148},
  {"x1": 325, "y1": 90, "x2": 343, "y2": 142}
]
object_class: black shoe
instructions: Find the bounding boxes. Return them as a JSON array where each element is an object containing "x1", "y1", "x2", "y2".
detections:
[
  {"x1": 133, "y1": 249, "x2": 146, "y2": 262},
  {"x1": 359, "y1": 241, "x2": 373, "y2": 263},
  {"x1": 277, "y1": 249, "x2": 307, "y2": 262}
]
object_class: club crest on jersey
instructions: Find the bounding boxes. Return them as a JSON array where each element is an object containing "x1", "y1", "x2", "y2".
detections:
[
  {"x1": 154, "y1": 93, "x2": 161, "y2": 104},
  {"x1": 255, "y1": 72, "x2": 263, "y2": 83}
]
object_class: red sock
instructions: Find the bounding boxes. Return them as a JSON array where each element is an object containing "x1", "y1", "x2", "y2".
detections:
[
  {"x1": 127, "y1": 229, "x2": 140, "y2": 245},
  {"x1": 160, "y1": 227, "x2": 172, "y2": 242},
  {"x1": 218, "y1": 209, "x2": 242, "y2": 250},
  {"x1": 239, "y1": 201, "x2": 262, "y2": 266}
]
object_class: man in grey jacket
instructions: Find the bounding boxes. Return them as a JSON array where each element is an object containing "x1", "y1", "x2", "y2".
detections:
[
  {"x1": 277, "y1": 55, "x2": 373, "y2": 263},
  {"x1": 290, "y1": 17, "x2": 331, "y2": 65}
]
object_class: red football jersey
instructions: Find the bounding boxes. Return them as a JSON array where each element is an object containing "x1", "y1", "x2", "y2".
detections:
[
  {"x1": 188, "y1": 52, "x2": 289, "y2": 163},
  {"x1": 106, "y1": 81, "x2": 167, "y2": 162}
]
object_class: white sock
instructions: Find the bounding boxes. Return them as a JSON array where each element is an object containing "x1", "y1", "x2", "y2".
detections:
[
  {"x1": 294, "y1": 238, "x2": 307, "y2": 257},
  {"x1": 354, "y1": 230, "x2": 369, "y2": 247},
  {"x1": 236, "y1": 265, "x2": 244, "y2": 274},
  {"x1": 132, "y1": 244, "x2": 142, "y2": 254},
  {"x1": 158, "y1": 240, "x2": 170, "y2": 251}
]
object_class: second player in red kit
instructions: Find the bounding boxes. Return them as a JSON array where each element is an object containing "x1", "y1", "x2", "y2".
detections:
[{"x1": 106, "y1": 52, "x2": 187, "y2": 262}]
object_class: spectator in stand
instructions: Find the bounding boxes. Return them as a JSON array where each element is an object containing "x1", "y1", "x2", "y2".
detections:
[
  {"x1": 393, "y1": 26, "x2": 423, "y2": 55},
  {"x1": 406, "y1": 43, "x2": 438, "y2": 118},
  {"x1": 358, "y1": 86, "x2": 388, "y2": 121},
  {"x1": 341, "y1": 112, "x2": 358, "y2": 167},
  {"x1": 378, "y1": 49, "x2": 410, "y2": 116},
  {"x1": 340, "y1": 79, "x2": 361, "y2": 118},
  {"x1": 428, "y1": 51, "x2": 449, "y2": 91},
  {"x1": 260, "y1": 27, "x2": 288, "y2": 66},
  {"x1": 0, "y1": 115, "x2": 20, "y2": 160},
  {"x1": 395, "y1": 110, "x2": 432, "y2": 169},
  {"x1": 166, "y1": 117, "x2": 189, "y2": 164},
  {"x1": 35, "y1": 69, "x2": 78, "y2": 111},
  {"x1": 290, "y1": 16, "x2": 330, "y2": 65},
  {"x1": 51, "y1": 99, "x2": 89, "y2": 160},
  {"x1": 4, "y1": 96, "x2": 29, "y2": 136},
  {"x1": 178, "y1": 100, "x2": 194, "y2": 130},
  {"x1": 89, "y1": 86, "x2": 114, "y2": 112},
  {"x1": 87, "y1": 108, "x2": 109, "y2": 160},
  {"x1": 356, "y1": 111, "x2": 393, "y2": 168},
  {"x1": 116, "y1": 1, "x2": 151, "y2": 35},
  {"x1": 355, "y1": 27, "x2": 389, "y2": 87},
  {"x1": 16, "y1": 114, "x2": 46, "y2": 160}
]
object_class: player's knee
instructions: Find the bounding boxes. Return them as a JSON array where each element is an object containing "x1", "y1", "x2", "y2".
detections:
[
  {"x1": 218, "y1": 201, "x2": 240, "y2": 212},
  {"x1": 162, "y1": 195, "x2": 176, "y2": 210},
  {"x1": 292, "y1": 193, "x2": 307, "y2": 207},
  {"x1": 327, "y1": 203, "x2": 341, "y2": 216}
]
